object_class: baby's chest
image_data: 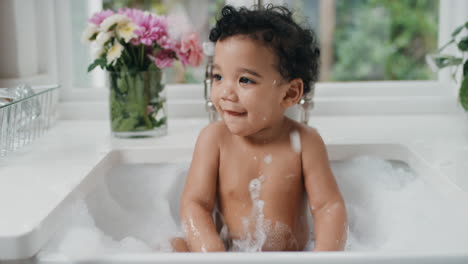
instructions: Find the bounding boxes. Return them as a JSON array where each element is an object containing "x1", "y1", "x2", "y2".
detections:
[{"x1": 218, "y1": 151, "x2": 303, "y2": 201}]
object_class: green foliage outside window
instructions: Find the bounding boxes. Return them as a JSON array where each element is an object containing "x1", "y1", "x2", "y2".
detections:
[
  {"x1": 332, "y1": 0, "x2": 439, "y2": 81},
  {"x1": 102, "y1": 0, "x2": 439, "y2": 83}
]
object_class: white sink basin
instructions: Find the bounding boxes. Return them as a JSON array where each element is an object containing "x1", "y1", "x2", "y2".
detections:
[{"x1": 15, "y1": 144, "x2": 468, "y2": 263}]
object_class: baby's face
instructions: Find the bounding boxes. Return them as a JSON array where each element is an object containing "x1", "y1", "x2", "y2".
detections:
[{"x1": 211, "y1": 36, "x2": 289, "y2": 136}]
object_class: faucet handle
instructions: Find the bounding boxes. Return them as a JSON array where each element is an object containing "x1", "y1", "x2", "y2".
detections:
[{"x1": 202, "y1": 42, "x2": 214, "y2": 57}]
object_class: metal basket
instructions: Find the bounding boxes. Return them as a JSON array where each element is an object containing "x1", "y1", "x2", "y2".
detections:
[{"x1": 0, "y1": 85, "x2": 59, "y2": 157}]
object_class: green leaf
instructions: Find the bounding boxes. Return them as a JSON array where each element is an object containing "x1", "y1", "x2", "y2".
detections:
[
  {"x1": 464, "y1": 60, "x2": 468, "y2": 77},
  {"x1": 154, "y1": 116, "x2": 167, "y2": 128},
  {"x1": 438, "y1": 39, "x2": 455, "y2": 53},
  {"x1": 458, "y1": 36, "x2": 468, "y2": 51},
  {"x1": 460, "y1": 78, "x2": 468, "y2": 111},
  {"x1": 89, "y1": 32, "x2": 98, "y2": 41},
  {"x1": 451, "y1": 24, "x2": 465, "y2": 37},
  {"x1": 109, "y1": 23, "x2": 117, "y2": 31},
  {"x1": 88, "y1": 62, "x2": 99, "y2": 72},
  {"x1": 116, "y1": 76, "x2": 127, "y2": 93},
  {"x1": 431, "y1": 55, "x2": 464, "y2": 69},
  {"x1": 111, "y1": 116, "x2": 124, "y2": 130},
  {"x1": 117, "y1": 118, "x2": 140, "y2": 131},
  {"x1": 87, "y1": 58, "x2": 106, "y2": 72}
]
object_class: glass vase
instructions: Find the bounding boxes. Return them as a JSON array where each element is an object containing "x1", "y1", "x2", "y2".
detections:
[{"x1": 108, "y1": 69, "x2": 167, "y2": 138}]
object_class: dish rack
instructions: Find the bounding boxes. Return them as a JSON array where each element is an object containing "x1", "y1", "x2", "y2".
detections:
[{"x1": 0, "y1": 85, "x2": 59, "y2": 157}]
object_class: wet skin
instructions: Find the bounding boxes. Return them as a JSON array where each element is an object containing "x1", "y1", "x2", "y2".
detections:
[
  {"x1": 216, "y1": 118, "x2": 310, "y2": 251},
  {"x1": 179, "y1": 35, "x2": 347, "y2": 252}
]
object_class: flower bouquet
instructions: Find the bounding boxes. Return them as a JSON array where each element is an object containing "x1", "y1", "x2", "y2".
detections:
[{"x1": 82, "y1": 8, "x2": 203, "y2": 137}]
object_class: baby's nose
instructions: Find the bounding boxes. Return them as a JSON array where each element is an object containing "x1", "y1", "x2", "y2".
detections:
[{"x1": 220, "y1": 82, "x2": 238, "y2": 101}]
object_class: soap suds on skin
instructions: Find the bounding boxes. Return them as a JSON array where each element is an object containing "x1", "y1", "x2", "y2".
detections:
[
  {"x1": 232, "y1": 176, "x2": 268, "y2": 251},
  {"x1": 189, "y1": 218, "x2": 200, "y2": 237},
  {"x1": 264, "y1": 154, "x2": 272, "y2": 164},
  {"x1": 289, "y1": 130, "x2": 301, "y2": 153}
]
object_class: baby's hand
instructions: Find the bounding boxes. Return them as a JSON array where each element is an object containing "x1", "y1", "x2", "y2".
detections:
[{"x1": 170, "y1": 237, "x2": 190, "y2": 252}]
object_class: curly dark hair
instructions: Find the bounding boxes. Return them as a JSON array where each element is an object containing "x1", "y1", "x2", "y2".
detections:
[{"x1": 209, "y1": 5, "x2": 320, "y2": 95}]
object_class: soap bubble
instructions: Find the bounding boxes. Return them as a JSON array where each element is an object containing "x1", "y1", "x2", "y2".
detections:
[{"x1": 39, "y1": 158, "x2": 468, "y2": 255}]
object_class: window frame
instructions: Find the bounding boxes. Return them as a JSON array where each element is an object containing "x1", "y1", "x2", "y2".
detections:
[{"x1": 3, "y1": 0, "x2": 467, "y2": 117}]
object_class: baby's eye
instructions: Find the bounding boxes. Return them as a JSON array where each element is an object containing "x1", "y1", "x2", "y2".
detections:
[
  {"x1": 212, "y1": 74, "x2": 222, "y2": 81},
  {"x1": 239, "y1": 77, "x2": 255, "y2": 84}
]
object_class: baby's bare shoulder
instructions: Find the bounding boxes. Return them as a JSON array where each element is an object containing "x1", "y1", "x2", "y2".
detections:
[
  {"x1": 286, "y1": 118, "x2": 322, "y2": 144},
  {"x1": 285, "y1": 119, "x2": 326, "y2": 160},
  {"x1": 198, "y1": 121, "x2": 230, "y2": 144},
  {"x1": 196, "y1": 121, "x2": 228, "y2": 152},
  {"x1": 299, "y1": 126, "x2": 323, "y2": 146}
]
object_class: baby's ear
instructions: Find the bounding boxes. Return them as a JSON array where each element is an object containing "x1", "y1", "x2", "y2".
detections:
[{"x1": 281, "y1": 78, "x2": 303, "y2": 108}]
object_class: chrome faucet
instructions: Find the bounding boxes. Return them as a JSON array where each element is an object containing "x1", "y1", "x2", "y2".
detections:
[
  {"x1": 202, "y1": 42, "x2": 219, "y2": 122},
  {"x1": 299, "y1": 85, "x2": 314, "y2": 125}
]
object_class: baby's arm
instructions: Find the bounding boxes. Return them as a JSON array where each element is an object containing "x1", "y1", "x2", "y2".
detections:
[
  {"x1": 302, "y1": 128, "x2": 347, "y2": 251},
  {"x1": 180, "y1": 124, "x2": 225, "y2": 252}
]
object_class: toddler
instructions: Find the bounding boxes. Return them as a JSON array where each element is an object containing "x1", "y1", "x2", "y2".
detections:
[{"x1": 177, "y1": 4, "x2": 347, "y2": 252}]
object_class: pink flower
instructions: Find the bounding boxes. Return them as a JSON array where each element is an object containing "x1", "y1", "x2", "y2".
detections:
[
  {"x1": 146, "y1": 106, "x2": 154, "y2": 115},
  {"x1": 177, "y1": 32, "x2": 203, "y2": 67},
  {"x1": 118, "y1": 8, "x2": 145, "y2": 21},
  {"x1": 148, "y1": 49, "x2": 176, "y2": 68},
  {"x1": 89, "y1": 10, "x2": 115, "y2": 26},
  {"x1": 119, "y1": 8, "x2": 170, "y2": 47},
  {"x1": 84, "y1": 8, "x2": 203, "y2": 72},
  {"x1": 157, "y1": 35, "x2": 175, "y2": 50}
]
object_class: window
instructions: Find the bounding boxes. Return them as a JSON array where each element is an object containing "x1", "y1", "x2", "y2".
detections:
[
  {"x1": 69, "y1": 0, "x2": 441, "y2": 89},
  {"x1": 2, "y1": 0, "x2": 466, "y2": 116},
  {"x1": 284, "y1": 0, "x2": 439, "y2": 82}
]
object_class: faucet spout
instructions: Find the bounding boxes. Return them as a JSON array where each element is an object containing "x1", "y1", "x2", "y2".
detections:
[{"x1": 203, "y1": 42, "x2": 219, "y2": 123}]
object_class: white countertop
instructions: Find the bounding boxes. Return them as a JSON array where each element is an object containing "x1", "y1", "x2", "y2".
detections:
[{"x1": 1, "y1": 115, "x2": 468, "y2": 258}]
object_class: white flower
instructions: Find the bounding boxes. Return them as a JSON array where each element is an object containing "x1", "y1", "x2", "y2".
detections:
[
  {"x1": 106, "y1": 41, "x2": 124, "y2": 65},
  {"x1": 81, "y1": 24, "x2": 99, "y2": 44},
  {"x1": 96, "y1": 31, "x2": 114, "y2": 47},
  {"x1": 100, "y1": 14, "x2": 137, "y2": 43},
  {"x1": 92, "y1": 45, "x2": 105, "y2": 59},
  {"x1": 100, "y1": 14, "x2": 127, "y2": 31},
  {"x1": 116, "y1": 22, "x2": 138, "y2": 43}
]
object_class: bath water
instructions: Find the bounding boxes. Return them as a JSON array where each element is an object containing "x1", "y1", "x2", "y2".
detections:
[{"x1": 39, "y1": 156, "x2": 468, "y2": 259}]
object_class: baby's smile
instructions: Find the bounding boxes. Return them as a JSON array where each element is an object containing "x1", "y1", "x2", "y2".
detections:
[
  {"x1": 220, "y1": 100, "x2": 248, "y2": 117},
  {"x1": 224, "y1": 110, "x2": 247, "y2": 117}
]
